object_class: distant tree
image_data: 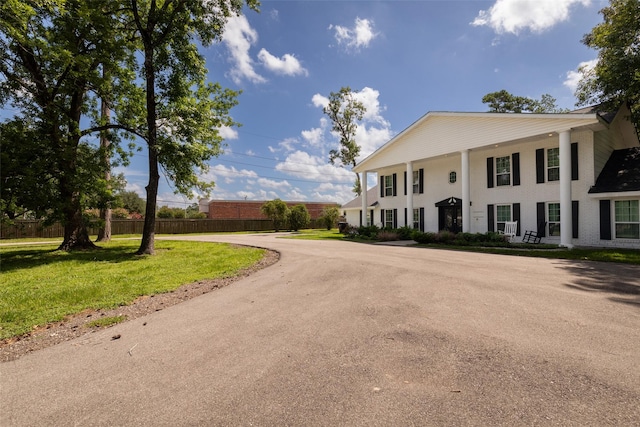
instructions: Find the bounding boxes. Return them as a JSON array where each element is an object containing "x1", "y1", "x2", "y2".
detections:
[
  {"x1": 482, "y1": 90, "x2": 568, "y2": 113},
  {"x1": 575, "y1": 0, "x2": 640, "y2": 129},
  {"x1": 324, "y1": 87, "x2": 366, "y2": 195},
  {"x1": 118, "y1": 191, "x2": 146, "y2": 215},
  {"x1": 288, "y1": 204, "x2": 310, "y2": 231},
  {"x1": 157, "y1": 206, "x2": 174, "y2": 218},
  {"x1": 319, "y1": 206, "x2": 340, "y2": 230},
  {"x1": 261, "y1": 199, "x2": 290, "y2": 232}
]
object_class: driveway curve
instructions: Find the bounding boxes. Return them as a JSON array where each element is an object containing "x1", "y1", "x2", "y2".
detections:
[{"x1": 2, "y1": 234, "x2": 639, "y2": 426}]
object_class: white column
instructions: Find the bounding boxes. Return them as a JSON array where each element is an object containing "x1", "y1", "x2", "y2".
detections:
[
  {"x1": 559, "y1": 130, "x2": 573, "y2": 248},
  {"x1": 461, "y1": 149, "x2": 470, "y2": 232},
  {"x1": 361, "y1": 171, "x2": 367, "y2": 226},
  {"x1": 406, "y1": 162, "x2": 413, "y2": 227}
]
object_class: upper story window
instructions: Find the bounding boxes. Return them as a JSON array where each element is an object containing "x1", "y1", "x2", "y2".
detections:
[
  {"x1": 449, "y1": 171, "x2": 457, "y2": 184},
  {"x1": 496, "y1": 156, "x2": 511, "y2": 186},
  {"x1": 547, "y1": 148, "x2": 559, "y2": 182},
  {"x1": 548, "y1": 203, "x2": 561, "y2": 236},
  {"x1": 384, "y1": 175, "x2": 393, "y2": 196},
  {"x1": 615, "y1": 200, "x2": 639, "y2": 239}
]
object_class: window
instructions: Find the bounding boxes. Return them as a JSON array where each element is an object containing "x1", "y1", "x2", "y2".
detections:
[
  {"x1": 496, "y1": 205, "x2": 511, "y2": 232},
  {"x1": 548, "y1": 203, "x2": 560, "y2": 236},
  {"x1": 384, "y1": 175, "x2": 393, "y2": 196},
  {"x1": 413, "y1": 208, "x2": 420, "y2": 229},
  {"x1": 547, "y1": 148, "x2": 559, "y2": 182},
  {"x1": 412, "y1": 171, "x2": 420, "y2": 193},
  {"x1": 449, "y1": 171, "x2": 457, "y2": 184},
  {"x1": 615, "y1": 200, "x2": 639, "y2": 239},
  {"x1": 496, "y1": 156, "x2": 511, "y2": 186},
  {"x1": 385, "y1": 209, "x2": 395, "y2": 228}
]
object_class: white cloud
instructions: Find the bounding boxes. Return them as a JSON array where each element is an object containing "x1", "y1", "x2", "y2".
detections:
[
  {"x1": 311, "y1": 183, "x2": 355, "y2": 205},
  {"x1": 301, "y1": 125, "x2": 325, "y2": 147},
  {"x1": 257, "y1": 49, "x2": 308, "y2": 77},
  {"x1": 286, "y1": 189, "x2": 308, "y2": 201},
  {"x1": 256, "y1": 177, "x2": 291, "y2": 190},
  {"x1": 203, "y1": 164, "x2": 258, "y2": 185},
  {"x1": 222, "y1": 15, "x2": 266, "y2": 84},
  {"x1": 471, "y1": 0, "x2": 591, "y2": 34},
  {"x1": 268, "y1": 137, "x2": 298, "y2": 153},
  {"x1": 564, "y1": 59, "x2": 598, "y2": 92},
  {"x1": 312, "y1": 93, "x2": 329, "y2": 109},
  {"x1": 275, "y1": 151, "x2": 353, "y2": 183},
  {"x1": 329, "y1": 17, "x2": 378, "y2": 51},
  {"x1": 218, "y1": 125, "x2": 238, "y2": 140},
  {"x1": 352, "y1": 87, "x2": 389, "y2": 126}
]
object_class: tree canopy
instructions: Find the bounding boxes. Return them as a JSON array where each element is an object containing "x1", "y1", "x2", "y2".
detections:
[
  {"x1": 324, "y1": 87, "x2": 366, "y2": 196},
  {"x1": 575, "y1": 0, "x2": 640, "y2": 129},
  {"x1": 261, "y1": 199, "x2": 289, "y2": 232},
  {"x1": 482, "y1": 90, "x2": 568, "y2": 113}
]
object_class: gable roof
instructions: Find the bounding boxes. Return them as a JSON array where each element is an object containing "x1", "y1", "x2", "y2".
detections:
[
  {"x1": 354, "y1": 111, "x2": 605, "y2": 173},
  {"x1": 341, "y1": 186, "x2": 379, "y2": 209},
  {"x1": 588, "y1": 147, "x2": 640, "y2": 194}
]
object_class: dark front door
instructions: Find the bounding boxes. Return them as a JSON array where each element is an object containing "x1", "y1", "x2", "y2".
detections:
[{"x1": 439, "y1": 206, "x2": 461, "y2": 233}]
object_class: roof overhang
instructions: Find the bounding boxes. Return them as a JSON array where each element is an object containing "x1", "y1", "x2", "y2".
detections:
[{"x1": 354, "y1": 111, "x2": 604, "y2": 173}]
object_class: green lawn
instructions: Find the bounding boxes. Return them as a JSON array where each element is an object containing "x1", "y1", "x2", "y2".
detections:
[{"x1": 0, "y1": 240, "x2": 265, "y2": 340}]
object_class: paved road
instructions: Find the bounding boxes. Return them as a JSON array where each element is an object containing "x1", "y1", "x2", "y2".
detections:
[{"x1": 2, "y1": 234, "x2": 639, "y2": 426}]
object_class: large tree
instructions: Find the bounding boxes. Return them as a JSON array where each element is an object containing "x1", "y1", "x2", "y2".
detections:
[
  {"x1": 324, "y1": 87, "x2": 366, "y2": 196},
  {"x1": 482, "y1": 90, "x2": 567, "y2": 113},
  {"x1": 0, "y1": 0, "x2": 134, "y2": 250},
  {"x1": 126, "y1": 0, "x2": 259, "y2": 255},
  {"x1": 575, "y1": 0, "x2": 640, "y2": 129}
]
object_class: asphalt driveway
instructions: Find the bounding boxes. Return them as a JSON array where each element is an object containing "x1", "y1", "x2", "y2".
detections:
[{"x1": 2, "y1": 234, "x2": 639, "y2": 426}]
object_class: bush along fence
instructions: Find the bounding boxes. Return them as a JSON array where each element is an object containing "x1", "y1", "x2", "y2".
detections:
[{"x1": 1, "y1": 219, "x2": 324, "y2": 239}]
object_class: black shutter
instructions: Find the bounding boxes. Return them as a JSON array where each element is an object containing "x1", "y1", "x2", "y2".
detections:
[
  {"x1": 513, "y1": 203, "x2": 521, "y2": 236},
  {"x1": 393, "y1": 209, "x2": 398, "y2": 229},
  {"x1": 419, "y1": 168, "x2": 424, "y2": 194},
  {"x1": 380, "y1": 176, "x2": 384, "y2": 198},
  {"x1": 487, "y1": 204, "x2": 494, "y2": 232},
  {"x1": 403, "y1": 171, "x2": 407, "y2": 196},
  {"x1": 536, "y1": 149, "x2": 545, "y2": 184},
  {"x1": 571, "y1": 142, "x2": 579, "y2": 180},
  {"x1": 536, "y1": 202, "x2": 546, "y2": 237},
  {"x1": 404, "y1": 208, "x2": 407, "y2": 227},
  {"x1": 359, "y1": 210, "x2": 362, "y2": 227},
  {"x1": 419, "y1": 207, "x2": 425, "y2": 231},
  {"x1": 599, "y1": 200, "x2": 611, "y2": 240},
  {"x1": 487, "y1": 157, "x2": 494, "y2": 188},
  {"x1": 572, "y1": 201, "x2": 579, "y2": 238},
  {"x1": 512, "y1": 153, "x2": 520, "y2": 186},
  {"x1": 392, "y1": 173, "x2": 397, "y2": 197}
]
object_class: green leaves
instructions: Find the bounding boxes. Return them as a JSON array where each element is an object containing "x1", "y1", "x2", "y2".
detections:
[{"x1": 577, "y1": 0, "x2": 640, "y2": 128}]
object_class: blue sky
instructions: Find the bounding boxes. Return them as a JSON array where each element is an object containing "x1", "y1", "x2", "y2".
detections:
[{"x1": 123, "y1": 0, "x2": 606, "y2": 207}]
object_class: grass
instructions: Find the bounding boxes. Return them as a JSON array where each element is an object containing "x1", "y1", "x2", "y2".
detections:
[
  {"x1": 85, "y1": 315, "x2": 127, "y2": 328},
  {"x1": 282, "y1": 229, "x2": 347, "y2": 241},
  {"x1": 289, "y1": 228, "x2": 640, "y2": 265},
  {"x1": 0, "y1": 240, "x2": 265, "y2": 340}
]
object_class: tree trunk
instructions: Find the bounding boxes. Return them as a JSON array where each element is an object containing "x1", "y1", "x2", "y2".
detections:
[
  {"x1": 58, "y1": 91, "x2": 96, "y2": 251},
  {"x1": 96, "y1": 81, "x2": 112, "y2": 242},
  {"x1": 137, "y1": 42, "x2": 158, "y2": 255}
]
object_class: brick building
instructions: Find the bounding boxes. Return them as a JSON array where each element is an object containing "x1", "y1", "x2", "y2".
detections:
[{"x1": 200, "y1": 199, "x2": 340, "y2": 220}]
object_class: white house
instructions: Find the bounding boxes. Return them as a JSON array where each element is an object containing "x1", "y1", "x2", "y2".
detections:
[{"x1": 343, "y1": 106, "x2": 640, "y2": 249}]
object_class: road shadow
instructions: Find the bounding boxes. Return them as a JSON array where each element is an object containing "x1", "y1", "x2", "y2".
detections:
[{"x1": 560, "y1": 260, "x2": 640, "y2": 307}]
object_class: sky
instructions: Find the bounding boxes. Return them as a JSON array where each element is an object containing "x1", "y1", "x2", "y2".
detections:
[{"x1": 122, "y1": 0, "x2": 606, "y2": 207}]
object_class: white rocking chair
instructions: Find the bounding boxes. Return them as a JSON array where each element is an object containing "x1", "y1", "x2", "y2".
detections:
[{"x1": 499, "y1": 221, "x2": 518, "y2": 242}]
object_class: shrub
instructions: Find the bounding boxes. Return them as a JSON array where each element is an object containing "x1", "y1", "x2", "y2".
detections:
[
  {"x1": 377, "y1": 231, "x2": 399, "y2": 241},
  {"x1": 411, "y1": 230, "x2": 436, "y2": 244},
  {"x1": 288, "y1": 204, "x2": 310, "y2": 231},
  {"x1": 356, "y1": 225, "x2": 380, "y2": 239},
  {"x1": 396, "y1": 226, "x2": 414, "y2": 240},
  {"x1": 435, "y1": 230, "x2": 456, "y2": 243},
  {"x1": 319, "y1": 206, "x2": 340, "y2": 230}
]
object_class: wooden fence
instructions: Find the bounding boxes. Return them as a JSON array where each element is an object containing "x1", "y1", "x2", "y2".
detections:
[{"x1": 1, "y1": 219, "x2": 324, "y2": 239}]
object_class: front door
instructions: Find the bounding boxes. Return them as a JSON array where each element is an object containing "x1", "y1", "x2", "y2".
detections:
[{"x1": 439, "y1": 206, "x2": 461, "y2": 233}]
